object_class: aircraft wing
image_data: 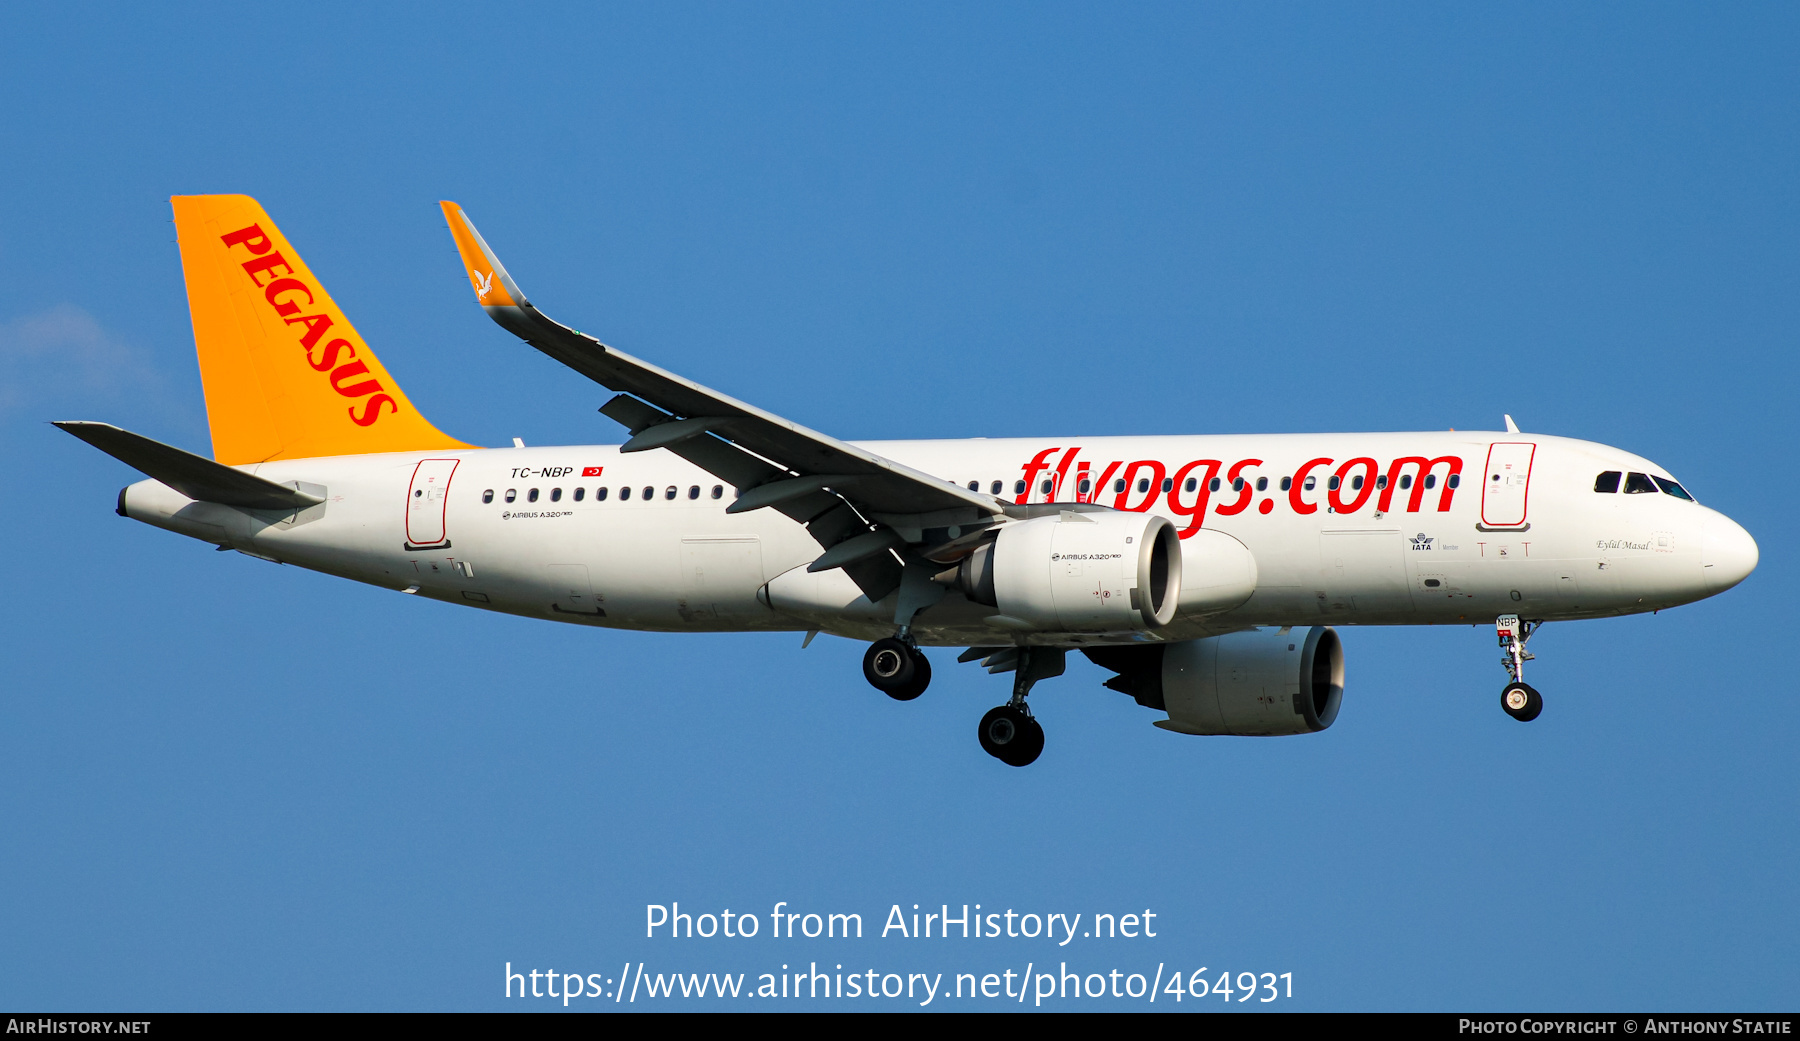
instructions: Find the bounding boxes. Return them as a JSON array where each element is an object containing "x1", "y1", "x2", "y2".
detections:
[{"x1": 440, "y1": 201, "x2": 1005, "y2": 598}]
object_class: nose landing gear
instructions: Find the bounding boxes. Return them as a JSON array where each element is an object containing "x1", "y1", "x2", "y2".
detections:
[
  {"x1": 1497, "y1": 614, "x2": 1543, "y2": 722},
  {"x1": 1502, "y1": 681, "x2": 1543, "y2": 721}
]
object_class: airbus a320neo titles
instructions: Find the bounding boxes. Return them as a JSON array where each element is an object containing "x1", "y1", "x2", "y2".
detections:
[{"x1": 60, "y1": 196, "x2": 1759, "y2": 766}]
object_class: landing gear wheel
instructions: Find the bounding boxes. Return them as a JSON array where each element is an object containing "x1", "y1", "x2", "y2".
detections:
[
  {"x1": 1501, "y1": 682, "x2": 1543, "y2": 722},
  {"x1": 978, "y1": 705, "x2": 1044, "y2": 767},
  {"x1": 863, "y1": 638, "x2": 930, "y2": 701}
]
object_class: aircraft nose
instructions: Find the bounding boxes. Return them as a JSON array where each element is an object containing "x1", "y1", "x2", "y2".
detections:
[{"x1": 1701, "y1": 512, "x2": 1758, "y2": 593}]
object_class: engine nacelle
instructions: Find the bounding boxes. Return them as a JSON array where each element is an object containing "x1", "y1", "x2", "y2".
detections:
[
  {"x1": 959, "y1": 511, "x2": 1181, "y2": 631},
  {"x1": 1175, "y1": 528, "x2": 1258, "y2": 617},
  {"x1": 1158, "y1": 627, "x2": 1344, "y2": 736}
]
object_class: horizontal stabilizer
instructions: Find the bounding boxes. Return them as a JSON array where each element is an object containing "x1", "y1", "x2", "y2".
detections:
[{"x1": 54, "y1": 422, "x2": 324, "y2": 510}]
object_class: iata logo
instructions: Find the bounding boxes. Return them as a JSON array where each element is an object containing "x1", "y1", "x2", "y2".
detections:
[
  {"x1": 473, "y1": 269, "x2": 495, "y2": 301},
  {"x1": 1410, "y1": 533, "x2": 1434, "y2": 551}
]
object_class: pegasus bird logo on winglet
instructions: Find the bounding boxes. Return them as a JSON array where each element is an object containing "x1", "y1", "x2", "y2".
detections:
[{"x1": 473, "y1": 269, "x2": 495, "y2": 301}]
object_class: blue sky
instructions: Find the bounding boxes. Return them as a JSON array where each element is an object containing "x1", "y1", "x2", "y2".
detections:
[{"x1": 1, "y1": 3, "x2": 1794, "y2": 1011}]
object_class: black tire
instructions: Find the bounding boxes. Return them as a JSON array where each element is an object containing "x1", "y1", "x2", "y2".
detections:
[
  {"x1": 1501, "y1": 682, "x2": 1543, "y2": 722},
  {"x1": 863, "y1": 638, "x2": 916, "y2": 693},
  {"x1": 978, "y1": 705, "x2": 1043, "y2": 767},
  {"x1": 1014, "y1": 715, "x2": 1045, "y2": 766},
  {"x1": 887, "y1": 651, "x2": 931, "y2": 702}
]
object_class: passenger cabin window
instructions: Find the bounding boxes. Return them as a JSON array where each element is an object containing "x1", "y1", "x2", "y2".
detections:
[
  {"x1": 1137, "y1": 478, "x2": 1151, "y2": 494},
  {"x1": 1209, "y1": 477, "x2": 1221, "y2": 492},
  {"x1": 1624, "y1": 472, "x2": 1657, "y2": 494},
  {"x1": 1423, "y1": 475, "x2": 1436, "y2": 490},
  {"x1": 1161, "y1": 477, "x2": 1173, "y2": 493},
  {"x1": 1594, "y1": 471, "x2": 1621, "y2": 493},
  {"x1": 712, "y1": 485, "x2": 724, "y2": 499},
  {"x1": 641, "y1": 485, "x2": 653, "y2": 500},
  {"x1": 1232, "y1": 477, "x2": 1245, "y2": 491},
  {"x1": 505, "y1": 489, "x2": 517, "y2": 503},
  {"x1": 527, "y1": 488, "x2": 539, "y2": 503},
  {"x1": 620, "y1": 487, "x2": 631, "y2": 501},
  {"x1": 1281, "y1": 477, "x2": 1292, "y2": 491},
  {"x1": 1399, "y1": 474, "x2": 1412, "y2": 490},
  {"x1": 664, "y1": 486, "x2": 677, "y2": 500},
  {"x1": 1078, "y1": 478, "x2": 1091, "y2": 496},
  {"x1": 1113, "y1": 479, "x2": 1126, "y2": 494},
  {"x1": 1328, "y1": 476, "x2": 1341, "y2": 490},
  {"x1": 1350, "y1": 475, "x2": 1363, "y2": 491},
  {"x1": 1653, "y1": 476, "x2": 1695, "y2": 501},
  {"x1": 1449, "y1": 474, "x2": 1460, "y2": 489},
  {"x1": 1040, "y1": 479, "x2": 1052, "y2": 495},
  {"x1": 990, "y1": 481, "x2": 1002, "y2": 495},
  {"x1": 967, "y1": 481, "x2": 979, "y2": 491},
  {"x1": 1304, "y1": 476, "x2": 1316, "y2": 491},
  {"x1": 1015, "y1": 480, "x2": 1027, "y2": 496},
  {"x1": 688, "y1": 485, "x2": 700, "y2": 500},
  {"x1": 1185, "y1": 477, "x2": 1197, "y2": 493},
  {"x1": 1375, "y1": 474, "x2": 1387, "y2": 490},
  {"x1": 1256, "y1": 477, "x2": 1268, "y2": 491},
  {"x1": 482, "y1": 489, "x2": 494, "y2": 504},
  {"x1": 573, "y1": 487, "x2": 585, "y2": 502},
  {"x1": 550, "y1": 488, "x2": 562, "y2": 502},
  {"x1": 596, "y1": 487, "x2": 609, "y2": 501}
]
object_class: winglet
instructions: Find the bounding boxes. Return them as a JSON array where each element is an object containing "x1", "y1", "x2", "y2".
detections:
[{"x1": 439, "y1": 201, "x2": 526, "y2": 310}]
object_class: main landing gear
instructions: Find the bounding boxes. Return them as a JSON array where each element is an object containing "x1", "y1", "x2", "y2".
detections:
[
  {"x1": 978, "y1": 705, "x2": 1043, "y2": 768},
  {"x1": 969, "y1": 647, "x2": 1064, "y2": 768},
  {"x1": 863, "y1": 637, "x2": 931, "y2": 701},
  {"x1": 861, "y1": 560, "x2": 944, "y2": 702},
  {"x1": 1496, "y1": 614, "x2": 1543, "y2": 722}
]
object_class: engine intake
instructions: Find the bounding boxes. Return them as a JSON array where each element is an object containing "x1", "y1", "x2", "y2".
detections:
[{"x1": 959, "y1": 511, "x2": 1181, "y2": 631}]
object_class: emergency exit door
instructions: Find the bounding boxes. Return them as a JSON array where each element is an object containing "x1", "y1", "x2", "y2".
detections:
[
  {"x1": 1480, "y1": 443, "x2": 1535, "y2": 528},
  {"x1": 405, "y1": 458, "x2": 459, "y2": 548}
]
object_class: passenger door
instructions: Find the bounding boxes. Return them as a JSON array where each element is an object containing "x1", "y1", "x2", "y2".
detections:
[
  {"x1": 405, "y1": 459, "x2": 459, "y2": 548},
  {"x1": 1480, "y1": 443, "x2": 1536, "y2": 529}
]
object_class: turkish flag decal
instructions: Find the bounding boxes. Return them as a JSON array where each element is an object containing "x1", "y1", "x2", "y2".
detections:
[{"x1": 582, "y1": 466, "x2": 604, "y2": 477}]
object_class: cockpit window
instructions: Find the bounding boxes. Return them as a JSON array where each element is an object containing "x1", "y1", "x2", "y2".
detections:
[
  {"x1": 1624, "y1": 472, "x2": 1657, "y2": 494},
  {"x1": 1653, "y1": 476, "x2": 1695, "y2": 501},
  {"x1": 1594, "y1": 471, "x2": 1621, "y2": 493}
]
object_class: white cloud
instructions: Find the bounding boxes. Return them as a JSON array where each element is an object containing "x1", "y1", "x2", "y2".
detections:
[{"x1": 0, "y1": 304, "x2": 170, "y2": 415}]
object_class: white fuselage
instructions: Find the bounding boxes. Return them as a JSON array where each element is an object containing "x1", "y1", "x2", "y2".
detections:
[{"x1": 119, "y1": 431, "x2": 1756, "y2": 646}]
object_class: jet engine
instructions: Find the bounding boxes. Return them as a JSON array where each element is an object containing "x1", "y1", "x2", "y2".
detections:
[
  {"x1": 1086, "y1": 627, "x2": 1344, "y2": 736},
  {"x1": 958, "y1": 511, "x2": 1181, "y2": 631}
]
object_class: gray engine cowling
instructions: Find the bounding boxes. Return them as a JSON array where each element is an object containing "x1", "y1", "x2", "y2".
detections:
[
  {"x1": 958, "y1": 511, "x2": 1181, "y2": 631},
  {"x1": 1086, "y1": 627, "x2": 1345, "y2": 736}
]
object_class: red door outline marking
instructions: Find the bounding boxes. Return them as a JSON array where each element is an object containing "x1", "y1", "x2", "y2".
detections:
[
  {"x1": 406, "y1": 458, "x2": 460, "y2": 547},
  {"x1": 1480, "y1": 442, "x2": 1536, "y2": 528}
]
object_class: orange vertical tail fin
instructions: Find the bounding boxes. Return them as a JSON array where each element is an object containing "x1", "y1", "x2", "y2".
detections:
[{"x1": 171, "y1": 194, "x2": 472, "y2": 464}]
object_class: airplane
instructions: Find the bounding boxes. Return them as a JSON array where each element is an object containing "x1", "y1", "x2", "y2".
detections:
[{"x1": 57, "y1": 195, "x2": 1760, "y2": 767}]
